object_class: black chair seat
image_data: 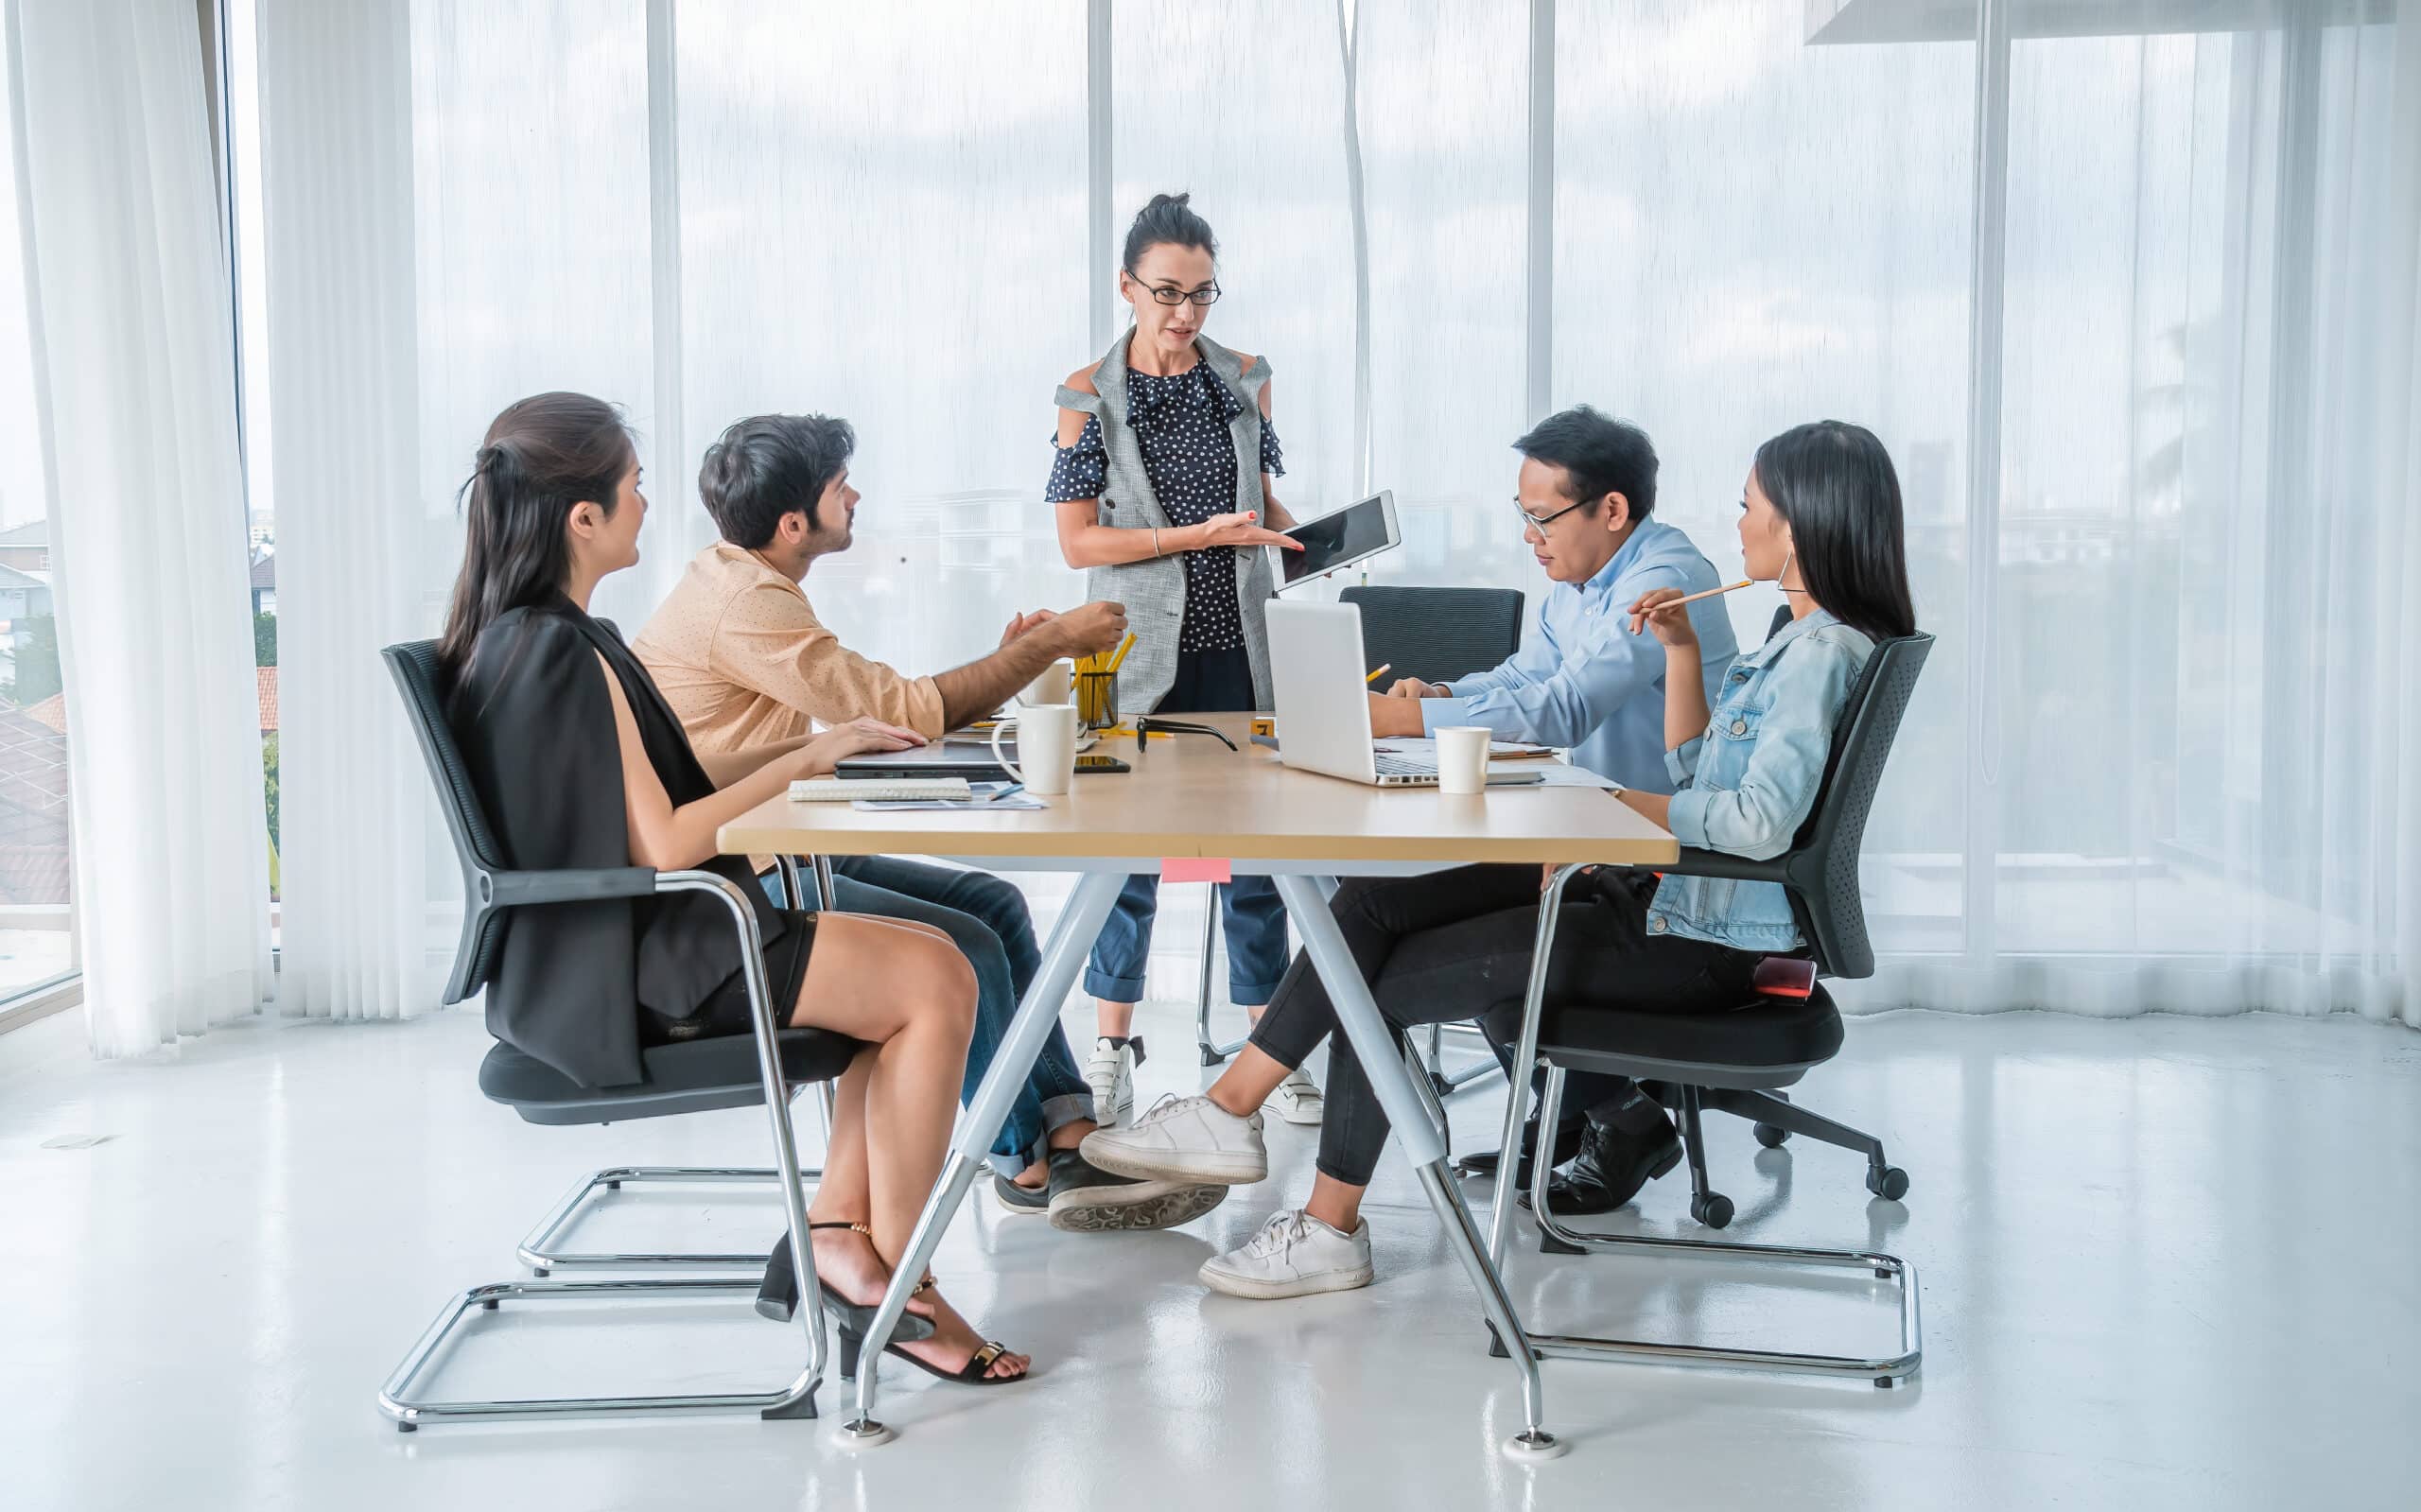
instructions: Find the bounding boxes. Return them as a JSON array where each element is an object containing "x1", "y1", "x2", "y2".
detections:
[
  {"x1": 479, "y1": 1028, "x2": 863, "y2": 1126},
  {"x1": 1535, "y1": 985, "x2": 1843, "y2": 1090}
]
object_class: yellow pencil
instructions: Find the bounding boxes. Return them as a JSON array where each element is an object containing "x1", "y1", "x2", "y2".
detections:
[
  {"x1": 1103, "y1": 633, "x2": 1138, "y2": 675},
  {"x1": 1365, "y1": 662, "x2": 1391, "y2": 685}
]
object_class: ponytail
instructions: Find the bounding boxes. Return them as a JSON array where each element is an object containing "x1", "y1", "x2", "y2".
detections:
[{"x1": 438, "y1": 393, "x2": 634, "y2": 677}]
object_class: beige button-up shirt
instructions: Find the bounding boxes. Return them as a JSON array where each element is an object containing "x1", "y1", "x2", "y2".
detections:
[{"x1": 633, "y1": 543, "x2": 948, "y2": 755}]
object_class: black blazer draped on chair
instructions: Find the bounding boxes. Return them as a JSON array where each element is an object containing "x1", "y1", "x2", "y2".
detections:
[{"x1": 446, "y1": 596, "x2": 789, "y2": 1087}]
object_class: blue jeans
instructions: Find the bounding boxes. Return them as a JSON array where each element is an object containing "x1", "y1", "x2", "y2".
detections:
[
  {"x1": 765, "y1": 856, "x2": 1093, "y2": 1177},
  {"x1": 1085, "y1": 644, "x2": 1290, "y2": 1005},
  {"x1": 1085, "y1": 874, "x2": 1291, "y2": 1005}
]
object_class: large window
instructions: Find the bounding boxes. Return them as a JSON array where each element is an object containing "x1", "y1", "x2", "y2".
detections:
[
  {"x1": 233, "y1": 1, "x2": 2405, "y2": 1012},
  {"x1": 0, "y1": 58, "x2": 76, "y2": 1000}
]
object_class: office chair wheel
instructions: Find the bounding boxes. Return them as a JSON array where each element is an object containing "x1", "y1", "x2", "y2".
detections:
[
  {"x1": 1865, "y1": 1165, "x2": 1909, "y2": 1202},
  {"x1": 1752, "y1": 1122, "x2": 1789, "y2": 1148},
  {"x1": 1690, "y1": 1192, "x2": 1734, "y2": 1229}
]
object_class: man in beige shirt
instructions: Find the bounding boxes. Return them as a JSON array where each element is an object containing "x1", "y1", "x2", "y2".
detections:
[{"x1": 636, "y1": 412, "x2": 1220, "y2": 1234}]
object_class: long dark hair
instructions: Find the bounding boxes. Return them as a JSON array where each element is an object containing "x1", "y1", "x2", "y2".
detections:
[
  {"x1": 1752, "y1": 421, "x2": 1917, "y2": 642},
  {"x1": 438, "y1": 392, "x2": 635, "y2": 675}
]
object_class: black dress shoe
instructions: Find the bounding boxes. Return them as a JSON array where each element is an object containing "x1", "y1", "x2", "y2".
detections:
[
  {"x1": 1517, "y1": 1111, "x2": 1682, "y2": 1216},
  {"x1": 1452, "y1": 1122, "x2": 1585, "y2": 1186}
]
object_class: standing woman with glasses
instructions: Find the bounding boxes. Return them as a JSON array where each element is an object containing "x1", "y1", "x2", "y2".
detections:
[{"x1": 1048, "y1": 193, "x2": 1315, "y2": 1130}]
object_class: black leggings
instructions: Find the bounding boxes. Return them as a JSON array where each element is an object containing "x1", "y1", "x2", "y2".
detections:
[{"x1": 1246, "y1": 865, "x2": 1761, "y2": 1188}]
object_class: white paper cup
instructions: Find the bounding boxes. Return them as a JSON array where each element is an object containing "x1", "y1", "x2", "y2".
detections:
[
  {"x1": 1021, "y1": 658, "x2": 1073, "y2": 707},
  {"x1": 1436, "y1": 726, "x2": 1492, "y2": 795},
  {"x1": 992, "y1": 704, "x2": 1080, "y2": 795}
]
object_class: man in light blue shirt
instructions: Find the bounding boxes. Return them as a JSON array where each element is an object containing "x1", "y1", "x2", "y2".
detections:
[
  {"x1": 1364, "y1": 406, "x2": 1741, "y2": 1212},
  {"x1": 1367, "y1": 407, "x2": 1740, "y2": 795}
]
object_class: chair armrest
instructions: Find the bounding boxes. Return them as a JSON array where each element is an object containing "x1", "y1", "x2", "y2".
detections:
[
  {"x1": 485, "y1": 866, "x2": 660, "y2": 908},
  {"x1": 1660, "y1": 847, "x2": 1788, "y2": 884}
]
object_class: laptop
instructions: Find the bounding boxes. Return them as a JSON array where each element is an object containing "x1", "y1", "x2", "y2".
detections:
[
  {"x1": 1265, "y1": 600, "x2": 1440, "y2": 788},
  {"x1": 832, "y1": 726, "x2": 1102, "y2": 783},
  {"x1": 834, "y1": 741, "x2": 1013, "y2": 783}
]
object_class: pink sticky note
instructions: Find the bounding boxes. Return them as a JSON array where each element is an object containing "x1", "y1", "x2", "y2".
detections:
[{"x1": 1163, "y1": 857, "x2": 1232, "y2": 884}]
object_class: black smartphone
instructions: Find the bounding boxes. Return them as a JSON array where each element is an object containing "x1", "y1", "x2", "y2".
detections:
[{"x1": 1074, "y1": 754, "x2": 1131, "y2": 775}]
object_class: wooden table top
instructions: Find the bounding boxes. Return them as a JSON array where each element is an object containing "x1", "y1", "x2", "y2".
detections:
[{"x1": 718, "y1": 713, "x2": 1678, "y2": 869}]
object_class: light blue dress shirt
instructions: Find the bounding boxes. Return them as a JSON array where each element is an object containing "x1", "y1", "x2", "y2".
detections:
[{"x1": 1419, "y1": 518, "x2": 1741, "y2": 793}]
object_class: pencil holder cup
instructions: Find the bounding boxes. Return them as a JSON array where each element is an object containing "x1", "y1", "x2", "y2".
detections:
[{"x1": 1076, "y1": 669, "x2": 1119, "y2": 732}]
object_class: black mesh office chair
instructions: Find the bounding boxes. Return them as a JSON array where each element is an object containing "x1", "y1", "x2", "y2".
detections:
[
  {"x1": 1188, "y1": 585, "x2": 1527, "y2": 1073},
  {"x1": 1485, "y1": 622, "x2": 1934, "y2": 1387},
  {"x1": 374, "y1": 639, "x2": 857, "y2": 1431},
  {"x1": 1339, "y1": 584, "x2": 1526, "y2": 696}
]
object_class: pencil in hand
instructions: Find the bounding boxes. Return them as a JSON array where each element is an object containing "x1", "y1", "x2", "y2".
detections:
[{"x1": 1628, "y1": 579, "x2": 1751, "y2": 636}]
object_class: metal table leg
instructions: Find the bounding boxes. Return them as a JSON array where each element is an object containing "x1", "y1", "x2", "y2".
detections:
[
  {"x1": 833, "y1": 868, "x2": 1128, "y2": 1448},
  {"x1": 1270, "y1": 873, "x2": 1566, "y2": 1463}
]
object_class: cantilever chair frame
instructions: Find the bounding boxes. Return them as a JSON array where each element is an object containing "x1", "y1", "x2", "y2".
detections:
[
  {"x1": 374, "y1": 641, "x2": 843, "y2": 1431},
  {"x1": 1483, "y1": 632, "x2": 1935, "y2": 1387},
  {"x1": 512, "y1": 855, "x2": 839, "y2": 1276}
]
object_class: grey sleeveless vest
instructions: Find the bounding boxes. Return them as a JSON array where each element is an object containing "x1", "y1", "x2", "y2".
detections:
[{"x1": 1054, "y1": 329, "x2": 1276, "y2": 717}]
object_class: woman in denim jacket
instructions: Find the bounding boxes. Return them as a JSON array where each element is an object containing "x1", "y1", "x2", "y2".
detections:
[
  {"x1": 1077, "y1": 421, "x2": 1918, "y2": 1303},
  {"x1": 1619, "y1": 418, "x2": 1920, "y2": 951}
]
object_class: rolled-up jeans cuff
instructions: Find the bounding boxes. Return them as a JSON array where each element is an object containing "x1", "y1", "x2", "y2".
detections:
[
  {"x1": 1228, "y1": 974, "x2": 1283, "y2": 1007},
  {"x1": 986, "y1": 1092, "x2": 1098, "y2": 1178},
  {"x1": 1084, "y1": 966, "x2": 1146, "y2": 1001},
  {"x1": 1040, "y1": 1090, "x2": 1096, "y2": 1138}
]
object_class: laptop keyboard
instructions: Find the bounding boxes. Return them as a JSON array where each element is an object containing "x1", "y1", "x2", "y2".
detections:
[{"x1": 1372, "y1": 755, "x2": 1438, "y2": 778}]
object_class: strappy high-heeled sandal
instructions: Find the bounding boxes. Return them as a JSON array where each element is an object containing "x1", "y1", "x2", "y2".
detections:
[
  {"x1": 835, "y1": 1269, "x2": 1026, "y2": 1387},
  {"x1": 752, "y1": 1225, "x2": 936, "y2": 1344}
]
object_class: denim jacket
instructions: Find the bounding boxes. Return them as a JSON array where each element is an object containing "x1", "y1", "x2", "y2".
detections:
[{"x1": 1644, "y1": 609, "x2": 1874, "y2": 952}]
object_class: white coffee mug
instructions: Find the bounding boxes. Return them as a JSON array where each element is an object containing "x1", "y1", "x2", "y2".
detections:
[
  {"x1": 1435, "y1": 726, "x2": 1493, "y2": 795},
  {"x1": 992, "y1": 704, "x2": 1080, "y2": 796},
  {"x1": 1021, "y1": 658, "x2": 1073, "y2": 707}
]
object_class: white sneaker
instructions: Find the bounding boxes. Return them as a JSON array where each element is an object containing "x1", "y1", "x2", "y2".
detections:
[
  {"x1": 1200, "y1": 1209, "x2": 1374, "y2": 1300},
  {"x1": 1086, "y1": 1035, "x2": 1141, "y2": 1128},
  {"x1": 1081, "y1": 1093, "x2": 1268, "y2": 1185},
  {"x1": 1270, "y1": 1065, "x2": 1324, "y2": 1126}
]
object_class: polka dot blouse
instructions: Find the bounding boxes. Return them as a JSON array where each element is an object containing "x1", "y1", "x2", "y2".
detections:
[{"x1": 1046, "y1": 361, "x2": 1286, "y2": 653}]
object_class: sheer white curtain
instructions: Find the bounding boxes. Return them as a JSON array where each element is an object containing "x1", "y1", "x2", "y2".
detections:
[
  {"x1": 2390, "y1": 9, "x2": 2421, "y2": 1026},
  {"x1": 1849, "y1": 3, "x2": 2417, "y2": 1022},
  {"x1": 6, "y1": 0, "x2": 272, "y2": 1053},
  {"x1": 254, "y1": 0, "x2": 439, "y2": 1019},
  {"x1": 256, "y1": 1, "x2": 2413, "y2": 1028}
]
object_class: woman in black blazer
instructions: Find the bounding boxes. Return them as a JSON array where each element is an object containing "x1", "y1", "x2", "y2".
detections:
[{"x1": 442, "y1": 391, "x2": 1027, "y2": 1384}]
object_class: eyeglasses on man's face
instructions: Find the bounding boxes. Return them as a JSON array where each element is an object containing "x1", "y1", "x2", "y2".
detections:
[{"x1": 1511, "y1": 496, "x2": 1591, "y2": 535}]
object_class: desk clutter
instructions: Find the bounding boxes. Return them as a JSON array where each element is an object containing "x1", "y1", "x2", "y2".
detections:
[
  {"x1": 789, "y1": 777, "x2": 970, "y2": 803},
  {"x1": 1075, "y1": 633, "x2": 1134, "y2": 731}
]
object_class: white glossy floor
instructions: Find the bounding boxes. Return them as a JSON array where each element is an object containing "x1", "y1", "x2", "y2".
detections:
[{"x1": 5, "y1": 999, "x2": 2418, "y2": 1512}]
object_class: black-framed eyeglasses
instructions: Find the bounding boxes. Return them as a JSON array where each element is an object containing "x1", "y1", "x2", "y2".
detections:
[
  {"x1": 1511, "y1": 497, "x2": 1590, "y2": 534},
  {"x1": 1136, "y1": 717, "x2": 1238, "y2": 751},
  {"x1": 1128, "y1": 278, "x2": 1222, "y2": 307}
]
